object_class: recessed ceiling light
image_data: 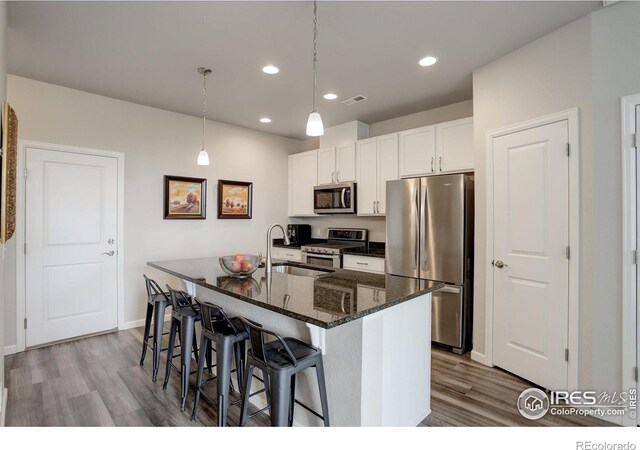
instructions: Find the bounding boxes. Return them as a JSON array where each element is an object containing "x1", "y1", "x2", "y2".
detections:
[
  {"x1": 262, "y1": 65, "x2": 279, "y2": 75},
  {"x1": 259, "y1": 117, "x2": 272, "y2": 123},
  {"x1": 418, "y1": 56, "x2": 438, "y2": 67},
  {"x1": 323, "y1": 93, "x2": 338, "y2": 100}
]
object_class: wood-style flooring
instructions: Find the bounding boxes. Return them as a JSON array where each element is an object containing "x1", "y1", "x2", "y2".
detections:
[{"x1": 4, "y1": 328, "x2": 613, "y2": 427}]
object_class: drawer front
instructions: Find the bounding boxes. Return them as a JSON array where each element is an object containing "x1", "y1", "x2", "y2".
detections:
[
  {"x1": 343, "y1": 255, "x2": 385, "y2": 274},
  {"x1": 274, "y1": 247, "x2": 302, "y2": 262}
]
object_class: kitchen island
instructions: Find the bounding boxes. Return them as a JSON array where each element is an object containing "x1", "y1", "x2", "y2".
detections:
[{"x1": 148, "y1": 257, "x2": 441, "y2": 426}]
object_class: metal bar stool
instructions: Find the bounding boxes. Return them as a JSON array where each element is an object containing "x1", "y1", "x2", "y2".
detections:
[
  {"x1": 239, "y1": 317, "x2": 330, "y2": 427},
  {"x1": 162, "y1": 285, "x2": 203, "y2": 411},
  {"x1": 140, "y1": 275, "x2": 172, "y2": 382},
  {"x1": 191, "y1": 301, "x2": 250, "y2": 426}
]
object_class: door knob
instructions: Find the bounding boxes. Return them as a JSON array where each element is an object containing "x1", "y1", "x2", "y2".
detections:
[
  {"x1": 494, "y1": 260, "x2": 507, "y2": 268},
  {"x1": 102, "y1": 251, "x2": 115, "y2": 256}
]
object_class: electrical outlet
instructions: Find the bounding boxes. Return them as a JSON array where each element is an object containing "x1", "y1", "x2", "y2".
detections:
[{"x1": 313, "y1": 228, "x2": 323, "y2": 237}]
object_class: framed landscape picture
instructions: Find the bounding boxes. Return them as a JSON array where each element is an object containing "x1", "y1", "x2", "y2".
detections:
[
  {"x1": 217, "y1": 179, "x2": 252, "y2": 219},
  {"x1": 164, "y1": 175, "x2": 206, "y2": 219}
]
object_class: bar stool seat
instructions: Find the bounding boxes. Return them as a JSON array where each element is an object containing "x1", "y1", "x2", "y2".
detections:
[
  {"x1": 191, "y1": 302, "x2": 250, "y2": 426},
  {"x1": 140, "y1": 275, "x2": 173, "y2": 382},
  {"x1": 239, "y1": 318, "x2": 330, "y2": 427}
]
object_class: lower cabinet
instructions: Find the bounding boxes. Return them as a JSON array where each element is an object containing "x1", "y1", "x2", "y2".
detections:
[
  {"x1": 273, "y1": 247, "x2": 302, "y2": 262},
  {"x1": 343, "y1": 255, "x2": 385, "y2": 274}
]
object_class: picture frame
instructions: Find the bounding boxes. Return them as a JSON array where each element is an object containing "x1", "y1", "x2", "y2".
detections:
[
  {"x1": 163, "y1": 175, "x2": 207, "y2": 220},
  {"x1": 217, "y1": 179, "x2": 253, "y2": 219}
]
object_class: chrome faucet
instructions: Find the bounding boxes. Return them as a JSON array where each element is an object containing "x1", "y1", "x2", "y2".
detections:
[{"x1": 266, "y1": 223, "x2": 290, "y2": 278}]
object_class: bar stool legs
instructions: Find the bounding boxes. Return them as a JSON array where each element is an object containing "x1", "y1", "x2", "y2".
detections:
[
  {"x1": 315, "y1": 358, "x2": 330, "y2": 427},
  {"x1": 139, "y1": 301, "x2": 154, "y2": 366},
  {"x1": 151, "y1": 299, "x2": 169, "y2": 382}
]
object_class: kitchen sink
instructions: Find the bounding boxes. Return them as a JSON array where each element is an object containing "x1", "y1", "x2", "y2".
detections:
[{"x1": 271, "y1": 263, "x2": 334, "y2": 278}]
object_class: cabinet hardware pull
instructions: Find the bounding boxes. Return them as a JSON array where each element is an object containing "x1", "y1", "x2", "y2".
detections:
[
  {"x1": 430, "y1": 157, "x2": 434, "y2": 172},
  {"x1": 438, "y1": 156, "x2": 443, "y2": 172},
  {"x1": 101, "y1": 251, "x2": 115, "y2": 256},
  {"x1": 336, "y1": 171, "x2": 340, "y2": 182}
]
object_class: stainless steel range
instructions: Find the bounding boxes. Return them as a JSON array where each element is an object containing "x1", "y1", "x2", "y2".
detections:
[{"x1": 301, "y1": 228, "x2": 368, "y2": 268}]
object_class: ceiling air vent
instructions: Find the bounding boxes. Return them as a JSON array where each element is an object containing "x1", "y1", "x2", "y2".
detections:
[{"x1": 341, "y1": 94, "x2": 368, "y2": 106}]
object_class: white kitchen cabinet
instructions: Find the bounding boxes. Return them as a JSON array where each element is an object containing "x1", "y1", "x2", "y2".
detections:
[
  {"x1": 355, "y1": 138, "x2": 378, "y2": 215},
  {"x1": 288, "y1": 150, "x2": 318, "y2": 217},
  {"x1": 336, "y1": 143, "x2": 356, "y2": 182},
  {"x1": 357, "y1": 285, "x2": 387, "y2": 311},
  {"x1": 317, "y1": 144, "x2": 356, "y2": 185},
  {"x1": 273, "y1": 247, "x2": 302, "y2": 262},
  {"x1": 317, "y1": 147, "x2": 336, "y2": 185},
  {"x1": 436, "y1": 117, "x2": 474, "y2": 173},
  {"x1": 343, "y1": 254, "x2": 385, "y2": 274},
  {"x1": 356, "y1": 133, "x2": 399, "y2": 216},
  {"x1": 399, "y1": 125, "x2": 436, "y2": 178}
]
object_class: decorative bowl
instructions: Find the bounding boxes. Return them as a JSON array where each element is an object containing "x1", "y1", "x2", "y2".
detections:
[{"x1": 219, "y1": 253, "x2": 262, "y2": 277}]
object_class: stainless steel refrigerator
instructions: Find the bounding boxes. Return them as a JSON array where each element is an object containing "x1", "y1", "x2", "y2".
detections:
[{"x1": 386, "y1": 174, "x2": 474, "y2": 354}]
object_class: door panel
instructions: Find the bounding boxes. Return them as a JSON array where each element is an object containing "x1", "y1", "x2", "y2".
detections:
[
  {"x1": 318, "y1": 147, "x2": 336, "y2": 185},
  {"x1": 356, "y1": 138, "x2": 377, "y2": 215},
  {"x1": 420, "y1": 175, "x2": 465, "y2": 284},
  {"x1": 437, "y1": 117, "x2": 474, "y2": 173},
  {"x1": 492, "y1": 120, "x2": 569, "y2": 391},
  {"x1": 288, "y1": 150, "x2": 318, "y2": 216},
  {"x1": 336, "y1": 144, "x2": 356, "y2": 182},
  {"x1": 399, "y1": 126, "x2": 436, "y2": 177},
  {"x1": 26, "y1": 148, "x2": 118, "y2": 347},
  {"x1": 376, "y1": 133, "x2": 399, "y2": 214},
  {"x1": 431, "y1": 285, "x2": 463, "y2": 348},
  {"x1": 385, "y1": 178, "x2": 420, "y2": 278}
]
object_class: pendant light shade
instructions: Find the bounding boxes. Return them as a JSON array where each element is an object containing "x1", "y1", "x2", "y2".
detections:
[
  {"x1": 306, "y1": 0, "x2": 324, "y2": 137},
  {"x1": 197, "y1": 149, "x2": 210, "y2": 166},
  {"x1": 306, "y1": 110, "x2": 324, "y2": 136},
  {"x1": 196, "y1": 67, "x2": 212, "y2": 166}
]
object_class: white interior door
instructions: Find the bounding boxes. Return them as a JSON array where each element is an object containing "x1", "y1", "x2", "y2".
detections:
[
  {"x1": 492, "y1": 120, "x2": 569, "y2": 391},
  {"x1": 636, "y1": 104, "x2": 640, "y2": 419},
  {"x1": 26, "y1": 147, "x2": 118, "y2": 347}
]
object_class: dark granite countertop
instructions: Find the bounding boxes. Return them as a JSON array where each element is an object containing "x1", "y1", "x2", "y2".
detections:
[
  {"x1": 342, "y1": 242, "x2": 386, "y2": 259},
  {"x1": 147, "y1": 257, "x2": 441, "y2": 329}
]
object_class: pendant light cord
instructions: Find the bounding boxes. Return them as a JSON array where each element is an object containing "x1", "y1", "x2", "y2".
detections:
[
  {"x1": 202, "y1": 70, "x2": 208, "y2": 150},
  {"x1": 312, "y1": 0, "x2": 318, "y2": 112}
]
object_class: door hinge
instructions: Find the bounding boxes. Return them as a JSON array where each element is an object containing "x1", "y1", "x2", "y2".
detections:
[
  {"x1": 565, "y1": 246, "x2": 571, "y2": 260},
  {"x1": 24, "y1": 318, "x2": 27, "y2": 329},
  {"x1": 634, "y1": 133, "x2": 639, "y2": 149},
  {"x1": 566, "y1": 142, "x2": 570, "y2": 157},
  {"x1": 24, "y1": 243, "x2": 27, "y2": 254},
  {"x1": 565, "y1": 348, "x2": 569, "y2": 362},
  {"x1": 23, "y1": 168, "x2": 28, "y2": 179},
  {"x1": 634, "y1": 250, "x2": 638, "y2": 265},
  {"x1": 634, "y1": 367, "x2": 638, "y2": 382}
]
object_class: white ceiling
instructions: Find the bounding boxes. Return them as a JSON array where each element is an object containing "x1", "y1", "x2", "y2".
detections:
[{"x1": 7, "y1": 1, "x2": 600, "y2": 140}]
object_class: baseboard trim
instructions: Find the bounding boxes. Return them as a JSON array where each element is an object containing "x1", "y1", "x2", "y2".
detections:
[
  {"x1": 123, "y1": 313, "x2": 172, "y2": 330},
  {"x1": 3, "y1": 345, "x2": 17, "y2": 356},
  {"x1": 471, "y1": 350, "x2": 492, "y2": 366},
  {"x1": 1, "y1": 387, "x2": 7, "y2": 427}
]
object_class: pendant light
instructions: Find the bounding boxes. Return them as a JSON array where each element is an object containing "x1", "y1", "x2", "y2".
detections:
[
  {"x1": 306, "y1": 0, "x2": 324, "y2": 137},
  {"x1": 197, "y1": 67, "x2": 212, "y2": 166}
]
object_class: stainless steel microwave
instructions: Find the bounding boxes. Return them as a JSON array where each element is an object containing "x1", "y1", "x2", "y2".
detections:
[{"x1": 313, "y1": 182, "x2": 356, "y2": 214}]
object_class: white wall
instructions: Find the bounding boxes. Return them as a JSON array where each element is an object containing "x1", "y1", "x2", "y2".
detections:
[
  {"x1": 0, "y1": 0, "x2": 7, "y2": 410},
  {"x1": 473, "y1": 1, "x2": 640, "y2": 395},
  {"x1": 4, "y1": 75, "x2": 301, "y2": 347}
]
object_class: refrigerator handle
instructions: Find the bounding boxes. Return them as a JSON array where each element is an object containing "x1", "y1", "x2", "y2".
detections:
[{"x1": 414, "y1": 185, "x2": 420, "y2": 269}]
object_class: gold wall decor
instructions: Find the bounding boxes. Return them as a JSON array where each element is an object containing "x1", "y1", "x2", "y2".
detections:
[{"x1": 1, "y1": 101, "x2": 18, "y2": 243}]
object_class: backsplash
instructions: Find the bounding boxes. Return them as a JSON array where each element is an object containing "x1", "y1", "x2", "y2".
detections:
[{"x1": 290, "y1": 216, "x2": 386, "y2": 242}]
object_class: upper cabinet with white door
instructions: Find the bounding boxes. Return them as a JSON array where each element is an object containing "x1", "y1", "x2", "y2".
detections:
[
  {"x1": 436, "y1": 117, "x2": 474, "y2": 173},
  {"x1": 356, "y1": 133, "x2": 399, "y2": 216},
  {"x1": 317, "y1": 144, "x2": 356, "y2": 184},
  {"x1": 288, "y1": 149, "x2": 318, "y2": 217},
  {"x1": 399, "y1": 117, "x2": 474, "y2": 177}
]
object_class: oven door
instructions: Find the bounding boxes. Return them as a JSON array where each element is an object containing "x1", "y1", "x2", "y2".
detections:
[
  {"x1": 302, "y1": 252, "x2": 341, "y2": 268},
  {"x1": 313, "y1": 183, "x2": 356, "y2": 214}
]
